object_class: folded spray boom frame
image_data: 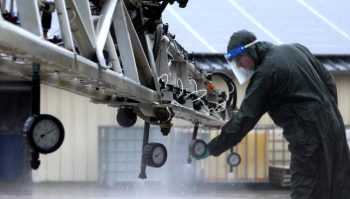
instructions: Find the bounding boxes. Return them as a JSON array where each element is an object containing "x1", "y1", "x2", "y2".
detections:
[
  {"x1": 0, "y1": 0, "x2": 240, "y2": 178},
  {"x1": 0, "y1": 0, "x2": 237, "y2": 129}
]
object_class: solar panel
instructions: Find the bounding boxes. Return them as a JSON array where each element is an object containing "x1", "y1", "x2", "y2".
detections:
[{"x1": 163, "y1": 0, "x2": 350, "y2": 55}]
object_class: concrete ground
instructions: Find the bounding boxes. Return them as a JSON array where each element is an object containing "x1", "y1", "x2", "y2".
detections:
[{"x1": 0, "y1": 182, "x2": 290, "y2": 199}]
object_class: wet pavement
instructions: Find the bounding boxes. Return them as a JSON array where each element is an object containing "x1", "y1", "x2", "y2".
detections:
[{"x1": 0, "y1": 182, "x2": 290, "y2": 199}]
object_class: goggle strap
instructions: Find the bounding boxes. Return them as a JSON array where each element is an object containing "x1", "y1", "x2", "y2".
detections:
[
  {"x1": 224, "y1": 40, "x2": 258, "y2": 61},
  {"x1": 243, "y1": 40, "x2": 258, "y2": 48}
]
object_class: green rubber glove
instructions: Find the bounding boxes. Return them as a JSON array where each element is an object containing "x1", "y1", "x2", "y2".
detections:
[{"x1": 194, "y1": 148, "x2": 210, "y2": 160}]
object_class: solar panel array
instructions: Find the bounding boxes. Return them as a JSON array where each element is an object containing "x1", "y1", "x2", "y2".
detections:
[{"x1": 163, "y1": 0, "x2": 350, "y2": 55}]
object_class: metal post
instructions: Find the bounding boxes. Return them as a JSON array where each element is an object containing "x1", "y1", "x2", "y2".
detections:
[
  {"x1": 0, "y1": 0, "x2": 5, "y2": 13},
  {"x1": 32, "y1": 63, "x2": 40, "y2": 115},
  {"x1": 16, "y1": 0, "x2": 42, "y2": 37},
  {"x1": 192, "y1": 122, "x2": 199, "y2": 140},
  {"x1": 139, "y1": 121, "x2": 150, "y2": 179},
  {"x1": 54, "y1": 0, "x2": 75, "y2": 51},
  {"x1": 30, "y1": 63, "x2": 41, "y2": 169},
  {"x1": 186, "y1": 122, "x2": 199, "y2": 164}
]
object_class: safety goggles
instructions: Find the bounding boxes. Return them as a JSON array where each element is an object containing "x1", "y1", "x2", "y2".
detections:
[{"x1": 224, "y1": 40, "x2": 258, "y2": 62}]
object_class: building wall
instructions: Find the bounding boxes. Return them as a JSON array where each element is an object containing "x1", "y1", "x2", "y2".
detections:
[
  {"x1": 36, "y1": 74, "x2": 349, "y2": 182},
  {"x1": 198, "y1": 128, "x2": 270, "y2": 182},
  {"x1": 36, "y1": 85, "x2": 191, "y2": 182},
  {"x1": 36, "y1": 85, "x2": 117, "y2": 181},
  {"x1": 336, "y1": 74, "x2": 350, "y2": 124}
]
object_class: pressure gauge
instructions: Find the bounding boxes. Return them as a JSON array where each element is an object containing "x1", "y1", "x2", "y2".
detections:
[
  {"x1": 188, "y1": 139, "x2": 207, "y2": 158},
  {"x1": 227, "y1": 152, "x2": 241, "y2": 167},
  {"x1": 142, "y1": 143, "x2": 167, "y2": 168},
  {"x1": 23, "y1": 114, "x2": 65, "y2": 154}
]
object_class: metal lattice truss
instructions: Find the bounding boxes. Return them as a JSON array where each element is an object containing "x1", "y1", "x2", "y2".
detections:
[{"x1": 0, "y1": 0, "x2": 233, "y2": 128}]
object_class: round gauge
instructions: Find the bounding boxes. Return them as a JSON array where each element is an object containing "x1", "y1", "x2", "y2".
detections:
[
  {"x1": 189, "y1": 139, "x2": 207, "y2": 158},
  {"x1": 142, "y1": 143, "x2": 167, "y2": 168},
  {"x1": 23, "y1": 114, "x2": 65, "y2": 154},
  {"x1": 227, "y1": 152, "x2": 241, "y2": 167}
]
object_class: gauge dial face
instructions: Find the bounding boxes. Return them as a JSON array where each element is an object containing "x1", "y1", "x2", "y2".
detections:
[
  {"x1": 152, "y1": 145, "x2": 166, "y2": 165},
  {"x1": 227, "y1": 152, "x2": 241, "y2": 167},
  {"x1": 33, "y1": 119, "x2": 60, "y2": 150},
  {"x1": 142, "y1": 143, "x2": 167, "y2": 167},
  {"x1": 193, "y1": 141, "x2": 206, "y2": 157},
  {"x1": 24, "y1": 114, "x2": 65, "y2": 154},
  {"x1": 189, "y1": 139, "x2": 207, "y2": 158}
]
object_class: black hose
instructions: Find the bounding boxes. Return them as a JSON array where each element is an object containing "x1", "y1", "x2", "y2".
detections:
[
  {"x1": 137, "y1": 1, "x2": 168, "y2": 36},
  {"x1": 208, "y1": 71, "x2": 237, "y2": 110}
]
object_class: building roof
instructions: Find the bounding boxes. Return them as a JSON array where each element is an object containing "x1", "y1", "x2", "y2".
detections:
[
  {"x1": 318, "y1": 55, "x2": 350, "y2": 74},
  {"x1": 193, "y1": 54, "x2": 350, "y2": 75},
  {"x1": 163, "y1": 0, "x2": 350, "y2": 55}
]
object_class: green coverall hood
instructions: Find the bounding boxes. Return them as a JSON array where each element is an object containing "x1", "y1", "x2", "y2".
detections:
[
  {"x1": 227, "y1": 29, "x2": 257, "y2": 52},
  {"x1": 227, "y1": 29, "x2": 272, "y2": 67}
]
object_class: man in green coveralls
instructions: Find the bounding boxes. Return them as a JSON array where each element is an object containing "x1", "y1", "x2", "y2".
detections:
[{"x1": 199, "y1": 30, "x2": 350, "y2": 199}]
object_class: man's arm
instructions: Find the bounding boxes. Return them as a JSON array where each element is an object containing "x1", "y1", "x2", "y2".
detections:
[{"x1": 208, "y1": 69, "x2": 275, "y2": 156}]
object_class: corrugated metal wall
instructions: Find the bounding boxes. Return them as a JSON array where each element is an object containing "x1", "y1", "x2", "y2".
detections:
[
  {"x1": 197, "y1": 128, "x2": 270, "y2": 183},
  {"x1": 335, "y1": 75, "x2": 350, "y2": 124},
  {"x1": 36, "y1": 85, "x2": 191, "y2": 182},
  {"x1": 36, "y1": 85, "x2": 117, "y2": 181}
]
